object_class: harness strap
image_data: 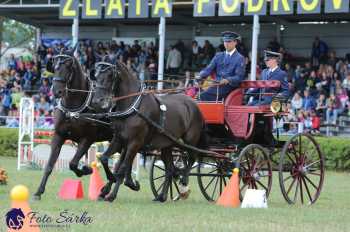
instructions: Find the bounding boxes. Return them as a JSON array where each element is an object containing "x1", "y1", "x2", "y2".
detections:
[
  {"x1": 133, "y1": 108, "x2": 228, "y2": 159},
  {"x1": 154, "y1": 95, "x2": 167, "y2": 128},
  {"x1": 56, "y1": 79, "x2": 95, "y2": 117},
  {"x1": 79, "y1": 116, "x2": 112, "y2": 127},
  {"x1": 106, "y1": 84, "x2": 146, "y2": 118}
]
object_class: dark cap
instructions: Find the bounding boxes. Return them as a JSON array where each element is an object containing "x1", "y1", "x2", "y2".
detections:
[
  {"x1": 264, "y1": 50, "x2": 281, "y2": 61},
  {"x1": 221, "y1": 31, "x2": 241, "y2": 42}
]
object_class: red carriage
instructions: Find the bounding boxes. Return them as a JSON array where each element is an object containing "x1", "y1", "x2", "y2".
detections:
[{"x1": 150, "y1": 80, "x2": 325, "y2": 204}]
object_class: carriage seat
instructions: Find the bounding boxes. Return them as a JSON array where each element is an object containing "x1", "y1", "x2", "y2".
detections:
[
  {"x1": 224, "y1": 80, "x2": 281, "y2": 138},
  {"x1": 197, "y1": 80, "x2": 281, "y2": 125},
  {"x1": 197, "y1": 101, "x2": 225, "y2": 124}
]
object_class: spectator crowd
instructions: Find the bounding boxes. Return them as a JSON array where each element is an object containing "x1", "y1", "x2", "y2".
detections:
[{"x1": 1, "y1": 36, "x2": 350, "y2": 133}]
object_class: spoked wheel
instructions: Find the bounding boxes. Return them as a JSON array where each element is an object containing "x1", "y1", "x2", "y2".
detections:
[
  {"x1": 149, "y1": 154, "x2": 191, "y2": 201},
  {"x1": 238, "y1": 144, "x2": 273, "y2": 199},
  {"x1": 279, "y1": 133, "x2": 325, "y2": 205},
  {"x1": 197, "y1": 157, "x2": 233, "y2": 202}
]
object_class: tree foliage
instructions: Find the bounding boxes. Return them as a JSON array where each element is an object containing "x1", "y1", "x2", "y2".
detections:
[{"x1": 0, "y1": 17, "x2": 36, "y2": 56}]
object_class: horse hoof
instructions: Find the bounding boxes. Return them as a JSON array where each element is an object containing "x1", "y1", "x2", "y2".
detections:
[
  {"x1": 33, "y1": 195, "x2": 41, "y2": 201},
  {"x1": 180, "y1": 190, "x2": 191, "y2": 200},
  {"x1": 82, "y1": 166, "x2": 93, "y2": 175},
  {"x1": 134, "y1": 181, "x2": 140, "y2": 191},
  {"x1": 100, "y1": 185, "x2": 112, "y2": 195},
  {"x1": 104, "y1": 194, "x2": 115, "y2": 202},
  {"x1": 153, "y1": 195, "x2": 166, "y2": 203},
  {"x1": 97, "y1": 196, "x2": 105, "y2": 201},
  {"x1": 124, "y1": 180, "x2": 140, "y2": 191}
]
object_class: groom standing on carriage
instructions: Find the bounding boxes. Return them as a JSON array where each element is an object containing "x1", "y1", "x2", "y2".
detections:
[{"x1": 197, "y1": 31, "x2": 246, "y2": 101}]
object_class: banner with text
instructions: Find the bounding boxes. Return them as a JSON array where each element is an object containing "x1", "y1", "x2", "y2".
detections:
[{"x1": 60, "y1": 0, "x2": 350, "y2": 19}]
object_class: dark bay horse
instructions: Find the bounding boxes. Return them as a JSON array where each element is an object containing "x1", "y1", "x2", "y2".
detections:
[
  {"x1": 90, "y1": 61, "x2": 206, "y2": 202},
  {"x1": 33, "y1": 50, "x2": 121, "y2": 200}
]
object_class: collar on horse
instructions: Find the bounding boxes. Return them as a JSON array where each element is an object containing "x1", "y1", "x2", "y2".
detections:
[
  {"x1": 53, "y1": 54, "x2": 96, "y2": 118},
  {"x1": 56, "y1": 79, "x2": 95, "y2": 118},
  {"x1": 82, "y1": 61, "x2": 146, "y2": 119},
  {"x1": 106, "y1": 84, "x2": 146, "y2": 118}
]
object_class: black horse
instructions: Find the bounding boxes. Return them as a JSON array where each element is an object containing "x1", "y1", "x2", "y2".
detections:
[
  {"x1": 90, "y1": 60, "x2": 206, "y2": 202},
  {"x1": 33, "y1": 50, "x2": 121, "y2": 200}
]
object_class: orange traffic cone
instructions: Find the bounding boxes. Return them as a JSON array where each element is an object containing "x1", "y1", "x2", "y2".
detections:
[
  {"x1": 88, "y1": 161, "x2": 105, "y2": 200},
  {"x1": 216, "y1": 168, "x2": 240, "y2": 208},
  {"x1": 7, "y1": 185, "x2": 40, "y2": 232},
  {"x1": 58, "y1": 179, "x2": 84, "y2": 200}
]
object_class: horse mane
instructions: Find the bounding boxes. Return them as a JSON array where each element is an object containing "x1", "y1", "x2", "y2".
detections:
[
  {"x1": 72, "y1": 55, "x2": 85, "y2": 79},
  {"x1": 116, "y1": 60, "x2": 137, "y2": 81}
]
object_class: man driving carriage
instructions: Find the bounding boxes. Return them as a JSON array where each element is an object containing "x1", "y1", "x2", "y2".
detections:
[
  {"x1": 197, "y1": 31, "x2": 246, "y2": 101},
  {"x1": 247, "y1": 50, "x2": 290, "y2": 105}
]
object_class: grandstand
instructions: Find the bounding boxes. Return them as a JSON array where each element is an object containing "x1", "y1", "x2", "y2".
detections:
[{"x1": 0, "y1": 0, "x2": 350, "y2": 136}]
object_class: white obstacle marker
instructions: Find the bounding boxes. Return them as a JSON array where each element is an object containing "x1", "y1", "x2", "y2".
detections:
[
  {"x1": 17, "y1": 98, "x2": 92, "y2": 171},
  {"x1": 17, "y1": 98, "x2": 34, "y2": 170},
  {"x1": 17, "y1": 99, "x2": 140, "y2": 173},
  {"x1": 241, "y1": 189, "x2": 268, "y2": 208}
]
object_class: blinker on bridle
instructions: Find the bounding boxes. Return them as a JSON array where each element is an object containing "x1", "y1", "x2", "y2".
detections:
[
  {"x1": 53, "y1": 54, "x2": 75, "y2": 83},
  {"x1": 94, "y1": 62, "x2": 120, "y2": 92}
]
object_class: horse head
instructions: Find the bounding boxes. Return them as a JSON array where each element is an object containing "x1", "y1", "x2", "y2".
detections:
[
  {"x1": 91, "y1": 59, "x2": 120, "y2": 112},
  {"x1": 52, "y1": 44, "x2": 80, "y2": 98}
]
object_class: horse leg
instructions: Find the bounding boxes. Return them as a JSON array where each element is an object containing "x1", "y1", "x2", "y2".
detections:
[
  {"x1": 69, "y1": 139, "x2": 93, "y2": 177},
  {"x1": 153, "y1": 148, "x2": 174, "y2": 203},
  {"x1": 100, "y1": 135, "x2": 123, "y2": 182},
  {"x1": 104, "y1": 141, "x2": 141, "y2": 202},
  {"x1": 176, "y1": 154, "x2": 196, "y2": 200},
  {"x1": 124, "y1": 152, "x2": 140, "y2": 191},
  {"x1": 99, "y1": 148, "x2": 139, "y2": 199},
  {"x1": 33, "y1": 134, "x2": 65, "y2": 200},
  {"x1": 99, "y1": 137, "x2": 125, "y2": 200},
  {"x1": 142, "y1": 152, "x2": 147, "y2": 168}
]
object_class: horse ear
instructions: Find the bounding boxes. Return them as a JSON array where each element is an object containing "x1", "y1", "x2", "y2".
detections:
[
  {"x1": 55, "y1": 47, "x2": 61, "y2": 54},
  {"x1": 96, "y1": 53, "x2": 102, "y2": 61},
  {"x1": 68, "y1": 42, "x2": 79, "y2": 56},
  {"x1": 104, "y1": 55, "x2": 112, "y2": 63},
  {"x1": 115, "y1": 60, "x2": 121, "y2": 69}
]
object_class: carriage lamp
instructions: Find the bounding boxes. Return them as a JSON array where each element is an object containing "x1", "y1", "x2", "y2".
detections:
[
  {"x1": 270, "y1": 99, "x2": 282, "y2": 114},
  {"x1": 270, "y1": 93, "x2": 288, "y2": 115}
]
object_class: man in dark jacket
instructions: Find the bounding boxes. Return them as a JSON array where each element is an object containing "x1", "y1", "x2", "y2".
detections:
[{"x1": 198, "y1": 31, "x2": 246, "y2": 101}]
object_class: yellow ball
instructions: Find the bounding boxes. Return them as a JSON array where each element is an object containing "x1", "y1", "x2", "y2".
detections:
[
  {"x1": 10, "y1": 185, "x2": 29, "y2": 201},
  {"x1": 91, "y1": 161, "x2": 97, "y2": 168},
  {"x1": 233, "y1": 168, "x2": 239, "y2": 174}
]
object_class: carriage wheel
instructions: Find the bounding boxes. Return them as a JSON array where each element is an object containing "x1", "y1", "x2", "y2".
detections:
[
  {"x1": 279, "y1": 133, "x2": 325, "y2": 204},
  {"x1": 149, "y1": 154, "x2": 189, "y2": 201},
  {"x1": 197, "y1": 158, "x2": 232, "y2": 202},
  {"x1": 238, "y1": 144, "x2": 273, "y2": 199}
]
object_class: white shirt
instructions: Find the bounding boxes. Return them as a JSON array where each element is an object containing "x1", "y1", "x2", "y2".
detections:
[
  {"x1": 269, "y1": 66, "x2": 278, "y2": 73},
  {"x1": 225, "y1": 48, "x2": 236, "y2": 57},
  {"x1": 192, "y1": 46, "x2": 199, "y2": 55},
  {"x1": 166, "y1": 48, "x2": 182, "y2": 69}
]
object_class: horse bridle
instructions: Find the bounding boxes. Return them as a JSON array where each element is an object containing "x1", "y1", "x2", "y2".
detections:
[
  {"x1": 53, "y1": 54, "x2": 75, "y2": 86},
  {"x1": 94, "y1": 61, "x2": 120, "y2": 108},
  {"x1": 53, "y1": 54, "x2": 95, "y2": 116},
  {"x1": 94, "y1": 61, "x2": 146, "y2": 117}
]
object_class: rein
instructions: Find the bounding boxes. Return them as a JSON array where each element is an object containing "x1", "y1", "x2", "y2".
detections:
[
  {"x1": 111, "y1": 82, "x2": 224, "y2": 102},
  {"x1": 56, "y1": 79, "x2": 95, "y2": 115}
]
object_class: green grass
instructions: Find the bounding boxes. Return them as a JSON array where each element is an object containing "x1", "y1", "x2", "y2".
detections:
[{"x1": 0, "y1": 156, "x2": 349, "y2": 232}]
